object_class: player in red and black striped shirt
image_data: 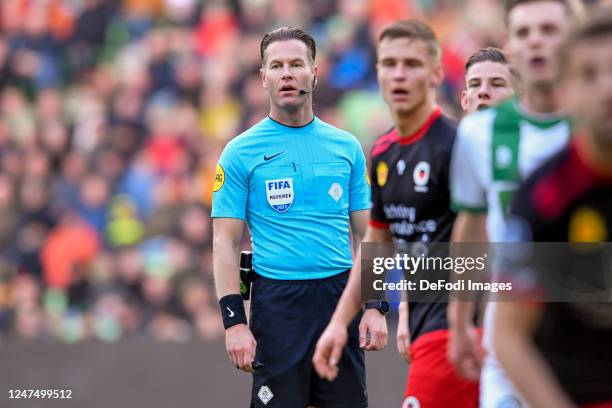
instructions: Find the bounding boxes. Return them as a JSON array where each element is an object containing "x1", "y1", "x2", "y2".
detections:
[{"x1": 313, "y1": 19, "x2": 516, "y2": 407}]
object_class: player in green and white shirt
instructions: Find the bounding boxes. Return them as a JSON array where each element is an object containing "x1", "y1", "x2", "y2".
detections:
[
  {"x1": 451, "y1": 95, "x2": 570, "y2": 242},
  {"x1": 447, "y1": 1, "x2": 573, "y2": 407},
  {"x1": 451, "y1": 95, "x2": 570, "y2": 407}
]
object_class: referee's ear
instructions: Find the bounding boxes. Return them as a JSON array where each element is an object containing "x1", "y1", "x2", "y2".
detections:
[
  {"x1": 311, "y1": 65, "x2": 319, "y2": 89},
  {"x1": 260, "y1": 67, "x2": 268, "y2": 90}
]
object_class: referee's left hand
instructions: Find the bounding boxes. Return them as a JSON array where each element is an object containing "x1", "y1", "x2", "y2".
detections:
[
  {"x1": 359, "y1": 309, "x2": 388, "y2": 351},
  {"x1": 225, "y1": 323, "x2": 257, "y2": 373}
]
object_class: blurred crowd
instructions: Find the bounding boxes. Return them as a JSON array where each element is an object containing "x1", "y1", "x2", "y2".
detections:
[{"x1": 0, "y1": 0, "x2": 519, "y2": 344}]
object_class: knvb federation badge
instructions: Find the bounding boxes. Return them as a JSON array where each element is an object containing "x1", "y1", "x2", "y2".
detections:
[
  {"x1": 258, "y1": 386, "x2": 274, "y2": 405},
  {"x1": 265, "y1": 178, "x2": 294, "y2": 213},
  {"x1": 328, "y1": 182, "x2": 343, "y2": 202}
]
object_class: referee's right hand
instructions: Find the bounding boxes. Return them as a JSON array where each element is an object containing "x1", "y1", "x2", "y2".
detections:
[
  {"x1": 226, "y1": 324, "x2": 257, "y2": 373},
  {"x1": 313, "y1": 321, "x2": 347, "y2": 381}
]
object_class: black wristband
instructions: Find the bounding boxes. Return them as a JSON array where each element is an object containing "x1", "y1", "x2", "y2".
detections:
[{"x1": 219, "y1": 294, "x2": 247, "y2": 330}]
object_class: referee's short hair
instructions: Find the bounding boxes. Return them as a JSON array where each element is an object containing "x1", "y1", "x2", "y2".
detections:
[
  {"x1": 378, "y1": 19, "x2": 441, "y2": 62},
  {"x1": 260, "y1": 27, "x2": 316, "y2": 65}
]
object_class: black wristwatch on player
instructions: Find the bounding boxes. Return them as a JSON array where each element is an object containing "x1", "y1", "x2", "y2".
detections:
[{"x1": 365, "y1": 299, "x2": 390, "y2": 315}]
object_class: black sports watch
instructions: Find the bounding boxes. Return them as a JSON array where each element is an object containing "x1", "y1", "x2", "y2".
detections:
[{"x1": 365, "y1": 300, "x2": 390, "y2": 315}]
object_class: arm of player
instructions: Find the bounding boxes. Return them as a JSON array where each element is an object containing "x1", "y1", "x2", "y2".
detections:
[
  {"x1": 396, "y1": 294, "x2": 410, "y2": 362},
  {"x1": 213, "y1": 218, "x2": 256, "y2": 373},
  {"x1": 350, "y1": 210, "x2": 388, "y2": 352},
  {"x1": 493, "y1": 302, "x2": 575, "y2": 408},
  {"x1": 447, "y1": 211, "x2": 487, "y2": 380},
  {"x1": 313, "y1": 224, "x2": 391, "y2": 380}
]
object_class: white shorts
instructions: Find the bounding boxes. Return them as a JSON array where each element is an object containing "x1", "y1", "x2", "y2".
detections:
[
  {"x1": 480, "y1": 353, "x2": 527, "y2": 408},
  {"x1": 480, "y1": 304, "x2": 528, "y2": 408}
]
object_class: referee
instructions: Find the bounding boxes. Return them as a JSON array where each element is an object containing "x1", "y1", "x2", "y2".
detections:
[{"x1": 212, "y1": 27, "x2": 371, "y2": 408}]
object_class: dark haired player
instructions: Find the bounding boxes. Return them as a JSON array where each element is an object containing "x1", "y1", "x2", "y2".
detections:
[
  {"x1": 494, "y1": 9, "x2": 612, "y2": 408},
  {"x1": 314, "y1": 39, "x2": 516, "y2": 407},
  {"x1": 461, "y1": 47, "x2": 517, "y2": 114},
  {"x1": 212, "y1": 27, "x2": 370, "y2": 407},
  {"x1": 313, "y1": 21, "x2": 517, "y2": 408}
]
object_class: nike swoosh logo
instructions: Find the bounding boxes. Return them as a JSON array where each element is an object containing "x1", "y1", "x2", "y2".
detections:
[
  {"x1": 226, "y1": 307, "x2": 235, "y2": 318},
  {"x1": 264, "y1": 152, "x2": 284, "y2": 161}
]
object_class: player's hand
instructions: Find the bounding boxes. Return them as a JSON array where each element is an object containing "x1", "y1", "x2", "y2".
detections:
[
  {"x1": 448, "y1": 323, "x2": 483, "y2": 381},
  {"x1": 225, "y1": 323, "x2": 257, "y2": 373},
  {"x1": 313, "y1": 320, "x2": 347, "y2": 381},
  {"x1": 396, "y1": 303, "x2": 411, "y2": 362},
  {"x1": 359, "y1": 309, "x2": 388, "y2": 351}
]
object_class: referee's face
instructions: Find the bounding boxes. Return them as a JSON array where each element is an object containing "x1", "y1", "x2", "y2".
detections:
[
  {"x1": 260, "y1": 39, "x2": 317, "y2": 111},
  {"x1": 376, "y1": 37, "x2": 442, "y2": 117}
]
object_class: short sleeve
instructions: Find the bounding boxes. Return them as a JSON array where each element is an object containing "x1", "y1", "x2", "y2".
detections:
[
  {"x1": 348, "y1": 141, "x2": 371, "y2": 213},
  {"x1": 368, "y1": 154, "x2": 389, "y2": 228},
  {"x1": 450, "y1": 119, "x2": 488, "y2": 213},
  {"x1": 211, "y1": 140, "x2": 248, "y2": 220}
]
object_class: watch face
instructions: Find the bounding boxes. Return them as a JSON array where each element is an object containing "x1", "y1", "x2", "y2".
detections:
[{"x1": 380, "y1": 301, "x2": 390, "y2": 313}]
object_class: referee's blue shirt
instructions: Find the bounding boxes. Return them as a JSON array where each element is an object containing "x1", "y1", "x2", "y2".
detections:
[{"x1": 211, "y1": 116, "x2": 371, "y2": 280}]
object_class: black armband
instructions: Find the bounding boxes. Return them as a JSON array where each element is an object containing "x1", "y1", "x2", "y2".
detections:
[{"x1": 219, "y1": 294, "x2": 247, "y2": 330}]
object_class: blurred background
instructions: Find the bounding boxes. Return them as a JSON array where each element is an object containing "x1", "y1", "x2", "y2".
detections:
[
  {"x1": 0, "y1": 0, "x2": 516, "y2": 346},
  {"x1": 0, "y1": 0, "x2": 607, "y2": 406}
]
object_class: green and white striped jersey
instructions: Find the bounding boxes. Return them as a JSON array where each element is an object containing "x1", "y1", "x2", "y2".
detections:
[{"x1": 450, "y1": 97, "x2": 570, "y2": 242}]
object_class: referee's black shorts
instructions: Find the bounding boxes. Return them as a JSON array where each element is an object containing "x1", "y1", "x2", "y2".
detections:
[{"x1": 249, "y1": 270, "x2": 367, "y2": 408}]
